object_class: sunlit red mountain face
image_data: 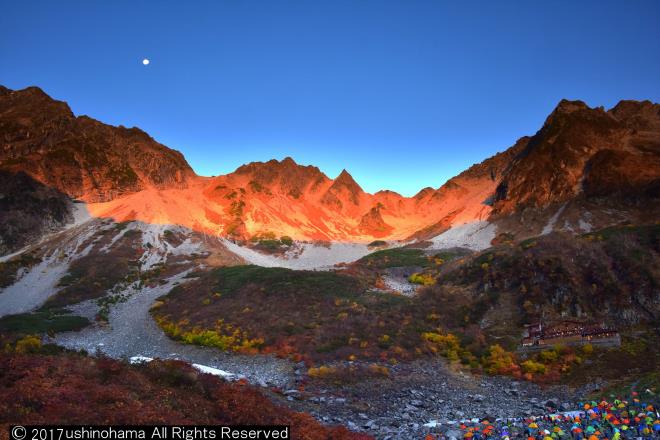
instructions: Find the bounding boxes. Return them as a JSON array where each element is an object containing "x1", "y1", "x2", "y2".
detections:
[{"x1": 1, "y1": 85, "x2": 659, "y2": 249}]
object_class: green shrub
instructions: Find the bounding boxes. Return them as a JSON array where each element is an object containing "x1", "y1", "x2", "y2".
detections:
[
  {"x1": 539, "y1": 349, "x2": 559, "y2": 363},
  {"x1": 0, "y1": 311, "x2": 90, "y2": 334},
  {"x1": 358, "y1": 248, "x2": 430, "y2": 268}
]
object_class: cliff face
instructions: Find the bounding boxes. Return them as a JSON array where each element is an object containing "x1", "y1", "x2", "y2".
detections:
[
  {"x1": 0, "y1": 86, "x2": 196, "y2": 202},
  {"x1": 492, "y1": 99, "x2": 660, "y2": 215},
  {"x1": 0, "y1": 170, "x2": 72, "y2": 255}
]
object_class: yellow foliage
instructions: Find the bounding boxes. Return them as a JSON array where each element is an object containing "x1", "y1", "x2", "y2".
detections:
[
  {"x1": 538, "y1": 350, "x2": 559, "y2": 363},
  {"x1": 408, "y1": 272, "x2": 436, "y2": 285},
  {"x1": 149, "y1": 300, "x2": 164, "y2": 310},
  {"x1": 15, "y1": 335, "x2": 42, "y2": 354},
  {"x1": 368, "y1": 364, "x2": 390, "y2": 376},
  {"x1": 307, "y1": 365, "x2": 337, "y2": 378},
  {"x1": 521, "y1": 359, "x2": 547, "y2": 374},
  {"x1": 482, "y1": 344, "x2": 517, "y2": 374},
  {"x1": 422, "y1": 332, "x2": 462, "y2": 361},
  {"x1": 422, "y1": 331, "x2": 460, "y2": 348},
  {"x1": 155, "y1": 316, "x2": 262, "y2": 353}
]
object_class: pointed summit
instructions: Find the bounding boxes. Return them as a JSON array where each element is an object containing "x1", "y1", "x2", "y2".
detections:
[
  {"x1": 319, "y1": 169, "x2": 364, "y2": 209},
  {"x1": 333, "y1": 169, "x2": 363, "y2": 193}
]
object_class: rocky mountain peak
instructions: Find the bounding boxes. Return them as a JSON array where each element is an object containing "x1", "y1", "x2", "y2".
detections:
[
  {"x1": 0, "y1": 85, "x2": 196, "y2": 202},
  {"x1": 233, "y1": 157, "x2": 329, "y2": 198},
  {"x1": 318, "y1": 169, "x2": 363, "y2": 209},
  {"x1": 553, "y1": 99, "x2": 590, "y2": 114},
  {"x1": 332, "y1": 169, "x2": 362, "y2": 193},
  {"x1": 1, "y1": 86, "x2": 657, "y2": 245},
  {"x1": 492, "y1": 99, "x2": 660, "y2": 215},
  {"x1": 413, "y1": 187, "x2": 435, "y2": 200}
]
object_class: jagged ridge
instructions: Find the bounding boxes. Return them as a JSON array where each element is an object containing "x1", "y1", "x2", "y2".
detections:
[{"x1": 1, "y1": 85, "x2": 658, "y2": 245}]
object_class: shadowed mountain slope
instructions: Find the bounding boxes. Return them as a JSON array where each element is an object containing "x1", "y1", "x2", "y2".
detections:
[{"x1": 0, "y1": 86, "x2": 195, "y2": 202}]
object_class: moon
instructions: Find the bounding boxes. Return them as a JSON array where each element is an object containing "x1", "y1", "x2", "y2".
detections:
[{"x1": 142, "y1": 58, "x2": 150, "y2": 66}]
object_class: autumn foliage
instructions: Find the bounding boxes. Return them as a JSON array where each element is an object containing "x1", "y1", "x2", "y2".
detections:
[{"x1": 0, "y1": 352, "x2": 372, "y2": 440}]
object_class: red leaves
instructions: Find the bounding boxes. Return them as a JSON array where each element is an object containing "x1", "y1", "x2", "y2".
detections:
[{"x1": 0, "y1": 353, "x2": 372, "y2": 440}]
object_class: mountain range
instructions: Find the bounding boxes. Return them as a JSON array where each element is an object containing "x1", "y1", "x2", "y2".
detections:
[
  {"x1": 1, "y1": 85, "x2": 659, "y2": 439},
  {"x1": 2, "y1": 85, "x2": 658, "y2": 255}
]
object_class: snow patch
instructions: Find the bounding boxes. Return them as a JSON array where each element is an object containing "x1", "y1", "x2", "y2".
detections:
[
  {"x1": 542, "y1": 203, "x2": 567, "y2": 235},
  {"x1": 98, "y1": 222, "x2": 204, "y2": 269},
  {"x1": 0, "y1": 247, "x2": 29, "y2": 264},
  {"x1": 129, "y1": 355, "x2": 153, "y2": 364},
  {"x1": 428, "y1": 221, "x2": 496, "y2": 251},
  {"x1": 171, "y1": 237, "x2": 204, "y2": 257},
  {"x1": 137, "y1": 224, "x2": 203, "y2": 270},
  {"x1": 130, "y1": 356, "x2": 239, "y2": 379},
  {"x1": 191, "y1": 363, "x2": 239, "y2": 379},
  {"x1": 578, "y1": 218, "x2": 592, "y2": 233},
  {"x1": 100, "y1": 225, "x2": 136, "y2": 253}
]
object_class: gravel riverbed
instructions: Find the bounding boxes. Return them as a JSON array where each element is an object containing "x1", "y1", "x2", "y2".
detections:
[
  {"x1": 49, "y1": 270, "x2": 586, "y2": 440},
  {"x1": 53, "y1": 270, "x2": 294, "y2": 388},
  {"x1": 280, "y1": 359, "x2": 583, "y2": 440}
]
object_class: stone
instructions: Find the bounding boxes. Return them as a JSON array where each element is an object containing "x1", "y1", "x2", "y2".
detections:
[
  {"x1": 446, "y1": 429, "x2": 463, "y2": 440},
  {"x1": 545, "y1": 398, "x2": 559, "y2": 409}
]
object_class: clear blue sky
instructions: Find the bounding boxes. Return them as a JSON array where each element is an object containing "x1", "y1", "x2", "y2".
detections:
[{"x1": 2, "y1": 1, "x2": 659, "y2": 196}]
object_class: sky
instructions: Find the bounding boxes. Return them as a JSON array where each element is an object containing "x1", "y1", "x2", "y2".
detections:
[{"x1": 2, "y1": 1, "x2": 659, "y2": 196}]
